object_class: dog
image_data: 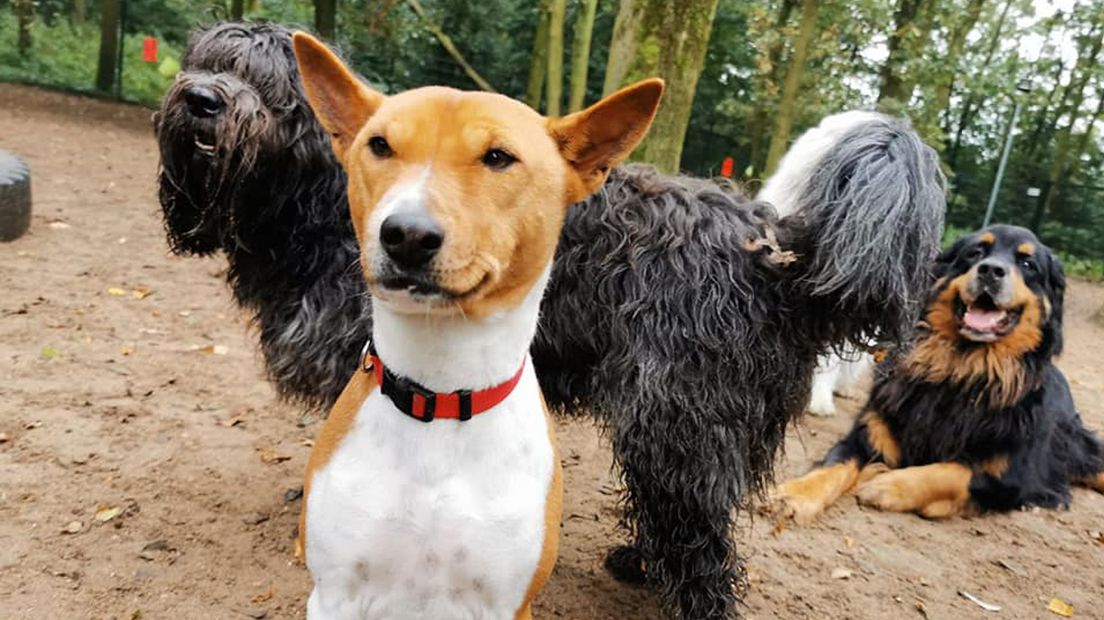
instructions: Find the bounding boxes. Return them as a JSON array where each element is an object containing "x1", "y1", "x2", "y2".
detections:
[
  {"x1": 756, "y1": 111, "x2": 879, "y2": 419},
  {"x1": 156, "y1": 22, "x2": 946, "y2": 619},
  {"x1": 291, "y1": 31, "x2": 663, "y2": 618},
  {"x1": 772, "y1": 225, "x2": 1104, "y2": 524}
]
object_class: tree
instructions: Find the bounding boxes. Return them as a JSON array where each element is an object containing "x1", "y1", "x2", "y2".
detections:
[
  {"x1": 764, "y1": 0, "x2": 819, "y2": 175},
  {"x1": 526, "y1": 0, "x2": 552, "y2": 109},
  {"x1": 602, "y1": 0, "x2": 722, "y2": 172},
  {"x1": 14, "y1": 0, "x2": 34, "y2": 56},
  {"x1": 545, "y1": 0, "x2": 567, "y2": 115},
  {"x1": 877, "y1": 0, "x2": 940, "y2": 107},
  {"x1": 1040, "y1": 22, "x2": 1104, "y2": 218},
  {"x1": 231, "y1": 0, "x2": 246, "y2": 20},
  {"x1": 96, "y1": 0, "x2": 122, "y2": 93},
  {"x1": 946, "y1": 0, "x2": 1013, "y2": 165},
  {"x1": 315, "y1": 0, "x2": 336, "y2": 40},
  {"x1": 568, "y1": 0, "x2": 599, "y2": 113},
  {"x1": 929, "y1": 0, "x2": 986, "y2": 125}
]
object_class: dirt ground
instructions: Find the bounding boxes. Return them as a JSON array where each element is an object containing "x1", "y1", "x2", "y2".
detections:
[{"x1": 1, "y1": 83, "x2": 1102, "y2": 620}]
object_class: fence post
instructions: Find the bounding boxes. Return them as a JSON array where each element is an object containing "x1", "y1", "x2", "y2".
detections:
[{"x1": 115, "y1": 0, "x2": 128, "y2": 99}]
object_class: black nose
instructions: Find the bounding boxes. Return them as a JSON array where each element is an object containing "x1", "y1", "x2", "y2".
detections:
[
  {"x1": 183, "y1": 86, "x2": 222, "y2": 118},
  {"x1": 976, "y1": 259, "x2": 1007, "y2": 280},
  {"x1": 380, "y1": 212, "x2": 444, "y2": 269}
]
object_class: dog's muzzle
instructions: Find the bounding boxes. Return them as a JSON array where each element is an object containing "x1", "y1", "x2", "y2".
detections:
[{"x1": 958, "y1": 258, "x2": 1020, "y2": 342}]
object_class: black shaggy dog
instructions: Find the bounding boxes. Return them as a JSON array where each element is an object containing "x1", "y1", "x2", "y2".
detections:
[
  {"x1": 156, "y1": 22, "x2": 946, "y2": 618},
  {"x1": 773, "y1": 225, "x2": 1104, "y2": 524}
]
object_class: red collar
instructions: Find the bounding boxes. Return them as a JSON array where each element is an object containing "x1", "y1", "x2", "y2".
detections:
[{"x1": 361, "y1": 341, "x2": 526, "y2": 423}]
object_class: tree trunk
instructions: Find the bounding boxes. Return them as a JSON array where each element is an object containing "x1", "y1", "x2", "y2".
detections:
[
  {"x1": 749, "y1": 0, "x2": 797, "y2": 175},
  {"x1": 930, "y1": 0, "x2": 985, "y2": 124},
  {"x1": 1069, "y1": 89, "x2": 1104, "y2": 179},
  {"x1": 231, "y1": 0, "x2": 246, "y2": 20},
  {"x1": 764, "y1": 0, "x2": 819, "y2": 175},
  {"x1": 604, "y1": 0, "x2": 721, "y2": 173},
  {"x1": 96, "y1": 0, "x2": 122, "y2": 93},
  {"x1": 567, "y1": 0, "x2": 599, "y2": 113},
  {"x1": 73, "y1": 0, "x2": 87, "y2": 25},
  {"x1": 525, "y1": 0, "x2": 551, "y2": 110},
  {"x1": 545, "y1": 0, "x2": 567, "y2": 116},
  {"x1": 314, "y1": 0, "x2": 336, "y2": 40},
  {"x1": 602, "y1": 0, "x2": 643, "y2": 97},
  {"x1": 1040, "y1": 28, "x2": 1104, "y2": 218},
  {"x1": 878, "y1": 0, "x2": 924, "y2": 105},
  {"x1": 947, "y1": 0, "x2": 1013, "y2": 165},
  {"x1": 14, "y1": 0, "x2": 34, "y2": 56}
]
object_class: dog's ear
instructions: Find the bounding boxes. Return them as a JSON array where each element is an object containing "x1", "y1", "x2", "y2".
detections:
[
  {"x1": 933, "y1": 233, "x2": 971, "y2": 279},
  {"x1": 292, "y1": 32, "x2": 384, "y2": 158},
  {"x1": 548, "y1": 78, "x2": 663, "y2": 203}
]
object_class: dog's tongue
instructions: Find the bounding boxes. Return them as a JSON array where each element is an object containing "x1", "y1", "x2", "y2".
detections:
[{"x1": 963, "y1": 306, "x2": 1006, "y2": 332}]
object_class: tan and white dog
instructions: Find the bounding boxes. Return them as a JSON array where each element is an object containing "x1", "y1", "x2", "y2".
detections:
[{"x1": 290, "y1": 33, "x2": 662, "y2": 619}]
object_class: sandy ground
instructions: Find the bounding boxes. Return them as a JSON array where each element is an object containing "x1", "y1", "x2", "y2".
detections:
[{"x1": 1, "y1": 83, "x2": 1102, "y2": 620}]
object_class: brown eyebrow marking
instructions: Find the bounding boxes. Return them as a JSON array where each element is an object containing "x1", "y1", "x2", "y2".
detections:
[
  {"x1": 978, "y1": 232, "x2": 995, "y2": 245},
  {"x1": 1017, "y1": 242, "x2": 1035, "y2": 256}
]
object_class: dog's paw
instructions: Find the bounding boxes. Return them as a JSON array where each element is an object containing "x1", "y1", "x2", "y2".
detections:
[
  {"x1": 806, "y1": 398, "x2": 837, "y2": 417},
  {"x1": 604, "y1": 545, "x2": 648, "y2": 585},
  {"x1": 768, "y1": 484, "x2": 827, "y2": 526},
  {"x1": 855, "y1": 471, "x2": 917, "y2": 513}
]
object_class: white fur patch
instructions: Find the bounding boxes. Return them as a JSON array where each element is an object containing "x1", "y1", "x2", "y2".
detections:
[
  {"x1": 758, "y1": 110, "x2": 886, "y2": 217},
  {"x1": 305, "y1": 266, "x2": 555, "y2": 619}
]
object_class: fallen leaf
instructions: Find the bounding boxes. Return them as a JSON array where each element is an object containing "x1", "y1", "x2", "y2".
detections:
[
  {"x1": 120, "y1": 346, "x2": 133, "y2": 356},
  {"x1": 959, "y1": 590, "x2": 1000, "y2": 612},
  {"x1": 830, "y1": 567, "x2": 853, "y2": 580},
  {"x1": 194, "y1": 344, "x2": 230, "y2": 356},
  {"x1": 0, "y1": 432, "x2": 10, "y2": 443},
  {"x1": 299, "y1": 438, "x2": 314, "y2": 448},
  {"x1": 1047, "y1": 598, "x2": 1074, "y2": 617},
  {"x1": 132, "y1": 287, "x2": 153, "y2": 299},
  {"x1": 107, "y1": 287, "x2": 127, "y2": 297},
  {"x1": 95, "y1": 505, "x2": 123, "y2": 523},
  {"x1": 48, "y1": 220, "x2": 71, "y2": 229},
  {"x1": 24, "y1": 421, "x2": 42, "y2": 430},
  {"x1": 251, "y1": 588, "x2": 274, "y2": 603},
  {"x1": 61, "y1": 520, "x2": 83, "y2": 534},
  {"x1": 843, "y1": 536, "x2": 854, "y2": 549},
  {"x1": 256, "y1": 448, "x2": 291, "y2": 465},
  {"x1": 1089, "y1": 530, "x2": 1104, "y2": 544},
  {"x1": 220, "y1": 417, "x2": 244, "y2": 428},
  {"x1": 41, "y1": 346, "x2": 60, "y2": 360},
  {"x1": 179, "y1": 310, "x2": 191, "y2": 317}
]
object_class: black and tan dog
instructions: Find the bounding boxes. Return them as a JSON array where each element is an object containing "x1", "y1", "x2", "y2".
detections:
[{"x1": 774, "y1": 225, "x2": 1104, "y2": 523}]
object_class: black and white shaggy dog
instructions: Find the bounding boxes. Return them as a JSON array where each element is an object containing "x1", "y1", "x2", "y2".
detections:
[
  {"x1": 155, "y1": 22, "x2": 946, "y2": 619},
  {"x1": 773, "y1": 225, "x2": 1104, "y2": 525}
]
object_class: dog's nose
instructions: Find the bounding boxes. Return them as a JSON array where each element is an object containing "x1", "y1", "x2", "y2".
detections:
[
  {"x1": 380, "y1": 212, "x2": 444, "y2": 269},
  {"x1": 183, "y1": 86, "x2": 223, "y2": 118},
  {"x1": 976, "y1": 259, "x2": 1007, "y2": 281}
]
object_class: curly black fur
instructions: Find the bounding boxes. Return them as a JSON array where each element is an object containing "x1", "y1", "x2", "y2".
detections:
[
  {"x1": 154, "y1": 22, "x2": 368, "y2": 407},
  {"x1": 822, "y1": 226, "x2": 1104, "y2": 513},
  {"x1": 155, "y1": 23, "x2": 945, "y2": 619}
]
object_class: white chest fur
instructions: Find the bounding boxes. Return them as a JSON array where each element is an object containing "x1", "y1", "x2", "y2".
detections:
[{"x1": 305, "y1": 362, "x2": 553, "y2": 620}]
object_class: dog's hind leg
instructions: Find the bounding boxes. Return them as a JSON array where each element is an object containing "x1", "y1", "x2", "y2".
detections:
[{"x1": 608, "y1": 414, "x2": 747, "y2": 620}]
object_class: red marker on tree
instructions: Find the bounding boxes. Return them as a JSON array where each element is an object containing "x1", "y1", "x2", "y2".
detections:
[
  {"x1": 142, "y1": 37, "x2": 158, "y2": 63},
  {"x1": 720, "y1": 156, "x2": 734, "y2": 178}
]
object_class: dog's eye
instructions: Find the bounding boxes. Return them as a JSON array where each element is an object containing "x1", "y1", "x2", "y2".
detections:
[
  {"x1": 1020, "y1": 258, "x2": 1036, "y2": 272},
  {"x1": 966, "y1": 246, "x2": 986, "y2": 261},
  {"x1": 368, "y1": 136, "x2": 393, "y2": 158},
  {"x1": 481, "y1": 148, "x2": 517, "y2": 171}
]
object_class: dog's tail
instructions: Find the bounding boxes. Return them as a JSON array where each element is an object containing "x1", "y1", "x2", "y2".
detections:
[{"x1": 759, "y1": 111, "x2": 946, "y2": 347}]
